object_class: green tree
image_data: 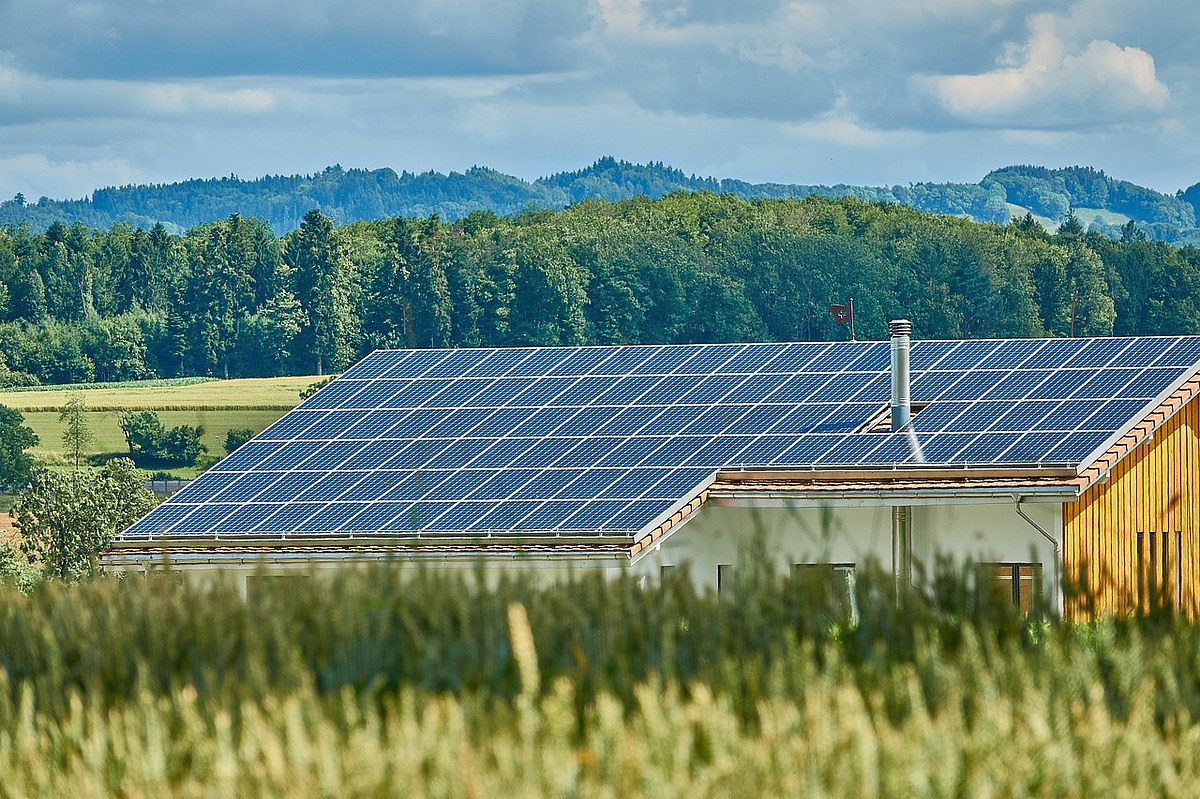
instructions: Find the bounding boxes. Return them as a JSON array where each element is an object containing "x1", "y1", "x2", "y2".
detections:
[
  {"x1": 180, "y1": 215, "x2": 256, "y2": 378},
  {"x1": 14, "y1": 458, "x2": 155, "y2": 580},
  {"x1": 161, "y1": 425, "x2": 206, "y2": 465},
  {"x1": 119, "y1": 410, "x2": 165, "y2": 457},
  {"x1": 224, "y1": 428, "x2": 254, "y2": 455},
  {"x1": 0, "y1": 542, "x2": 41, "y2": 593},
  {"x1": 59, "y1": 392, "x2": 93, "y2": 470},
  {"x1": 287, "y1": 209, "x2": 358, "y2": 374},
  {"x1": 0, "y1": 403, "x2": 38, "y2": 488}
]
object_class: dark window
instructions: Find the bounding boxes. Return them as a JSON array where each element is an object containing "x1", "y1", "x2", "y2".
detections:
[
  {"x1": 793, "y1": 563, "x2": 857, "y2": 621},
  {"x1": 1138, "y1": 531, "x2": 1183, "y2": 611},
  {"x1": 980, "y1": 563, "x2": 1042, "y2": 614},
  {"x1": 245, "y1": 574, "x2": 311, "y2": 604},
  {"x1": 717, "y1": 564, "x2": 733, "y2": 595}
]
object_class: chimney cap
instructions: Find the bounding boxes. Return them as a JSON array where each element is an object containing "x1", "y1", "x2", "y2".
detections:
[{"x1": 889, "y1": 319, "x2": 912, "y2": 338}]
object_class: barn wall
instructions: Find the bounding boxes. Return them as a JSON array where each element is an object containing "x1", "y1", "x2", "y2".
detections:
[
  {"x1": 1064, "y1": 393, "x2": 1200, "y2": 617},
  {"x1": 640, "y1": 501, "x2": 1060, "y2": 599}
]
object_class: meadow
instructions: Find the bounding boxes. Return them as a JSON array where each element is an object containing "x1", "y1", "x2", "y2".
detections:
[
  {"x1": 1, "y1": 561, "x2": 1199, "y2": 795},
  {"x1": 0, "y1": 375, "x2": 313, "y2": 477}
]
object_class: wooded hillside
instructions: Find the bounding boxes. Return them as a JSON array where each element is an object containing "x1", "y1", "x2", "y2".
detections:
[
  {"x1": 3, "y1": 159, "x2": 1199, "y2": 242},
  {"x1": 1, "y1": 193, "x2": 1198, "y2": 387}
]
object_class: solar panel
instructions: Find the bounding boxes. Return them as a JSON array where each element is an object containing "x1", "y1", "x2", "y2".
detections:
[
  {"x1": 463, "y1": 348, "x2": 531, "y2": 377},
  {"x1": 340, "y1": 501, "x2": 414, "y2": 533},
  {"x1": 123, "y1": 335, "x2": 1200, "y2": 542},
  {"x1": 1159, "y1": 337, "x2": 1200, "y2": 366},
  {"x1": 599, "y1": 467, "x2": 673, "y2": 498},
  {"x1": 257, "y1": 503, "x2": 322, "y2": 531},
  {"x1": 1116, "y1": 368, "x2": 1184, "y2": 399},
  {"x1": 934, "y1": 340, "x2": 1002, "y2": 370},
  {"x1": 339, "y1": 351, "x2": 402, "y2": 380},
  {"x1": 506, "y1": 346, "x2": 578, "y2": 376},
  {"x1": 761, "y1": 343, "x2": 829, "y2": 372},
  {"x1": 1020, "y1": 338, "x2": 1089, "y2": 369},
  {"x1": 908, "y1": 339, "x2": 959, "y2": 370}
]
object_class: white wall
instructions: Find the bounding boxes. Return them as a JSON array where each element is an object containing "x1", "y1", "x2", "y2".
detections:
[{"x1": 632, "y1": 500, "x2": 1062, "y2": 601}]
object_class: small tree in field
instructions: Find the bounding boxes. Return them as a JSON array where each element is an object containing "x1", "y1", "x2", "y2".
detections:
[
  {"x1": 224, "y1": 428, "x2": 254, "y2": 454},
  {"x1": 119, "y1": 410, "x2": 166, "y2": 457},
  {"x1": 14, "y1": 458, "x2": 156, "y2": 581},
  {"x1": 60, "y1": 392, "x2": 94, "y2": 470}
]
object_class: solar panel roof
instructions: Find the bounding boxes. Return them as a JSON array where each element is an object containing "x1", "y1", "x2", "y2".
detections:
[{"x1": 124, "y1": 336, "x2": 1200, "y2": 542}]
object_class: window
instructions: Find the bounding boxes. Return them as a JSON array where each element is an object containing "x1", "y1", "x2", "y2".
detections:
[
  {"x1": 793, "y1": 563, "x2": 857, "y2": 621},
  {"x1": 245, "y1": 574, "x2": 311, "y2": 603},
  {"x1": 717, "y1": 564, "x2": 733, "y2": 595},
  {"x1": 1138, "y1": 531, "x2": 1183, "y2": 611},
  {"x1": 660, "y1": 564, "x2": 677, "y2": 581},
  {"x1": 980, "y1": 563, "x2": 1042, "y2": 614}
]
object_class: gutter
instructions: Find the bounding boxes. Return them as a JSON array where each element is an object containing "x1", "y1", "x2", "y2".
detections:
[{"x1": 1013, "y1": 494, "x2": 1062, "y2": 615}]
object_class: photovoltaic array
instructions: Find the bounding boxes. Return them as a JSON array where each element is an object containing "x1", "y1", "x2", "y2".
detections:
[{"x1": 124, "y1": 336, "x2": 1200, "y2": 541}]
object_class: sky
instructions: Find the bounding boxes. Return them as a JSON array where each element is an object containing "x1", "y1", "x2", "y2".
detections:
[{"x1": 0, "y1": 0, "x2": 1197, "y2": 202}]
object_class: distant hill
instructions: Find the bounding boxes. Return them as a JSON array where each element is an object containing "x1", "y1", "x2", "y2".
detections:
[{"x1": 2, "y1": 157, "x2": 1199, "y2": 243}]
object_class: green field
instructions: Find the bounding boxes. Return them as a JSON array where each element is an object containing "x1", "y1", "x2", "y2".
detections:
[
  {"x1": 2, "y1": 375, "x2": 316, "y2": 477},
  {"x1": 1005, "y1": 203, "x2": 1134, "y2": 232},
  {"x1": 1, "y1": 565, "x2": 1198, "y2": 793}
]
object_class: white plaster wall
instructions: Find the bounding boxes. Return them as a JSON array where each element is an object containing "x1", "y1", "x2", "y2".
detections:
[
  {"x1": 632, "y1": 500, "x2": 1063, "y2": 600},
  {"x1": 107, "y1": 556, "x2": 627, "y2": 596}
]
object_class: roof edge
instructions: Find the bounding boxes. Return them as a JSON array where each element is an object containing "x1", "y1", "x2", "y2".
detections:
[
  {"x1": 1076, "y1": 367, "x2": 1200, "y2": 491},
  {"x1": 716, "y1": 465, "x2": 1078, "y2": 482}
]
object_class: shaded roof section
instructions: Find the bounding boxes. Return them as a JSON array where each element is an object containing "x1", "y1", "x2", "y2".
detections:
[{"x1": 122, "y1": 336, "x2": 1200, "y2": 543}]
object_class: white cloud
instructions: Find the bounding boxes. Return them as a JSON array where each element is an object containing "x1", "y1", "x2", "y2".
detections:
[
  {"x1": 921, "y1": 13, "x2": 1170, "y2": 128},
  {"x1": 0, "y1": 153, "x2": 140, "y2": 200},
  {"x1": 139, "y1": 85, "x2": 275, "y2": 115}
]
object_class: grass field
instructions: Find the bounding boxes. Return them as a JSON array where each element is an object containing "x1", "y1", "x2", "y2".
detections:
[
  {"x1": 2, "y1": 375, "x2": 317, "y2": 477},
  {"x1": 1005, "y1": 203, "x2": 1134, "y2": 232},
  {"x1": 2, "y1": 565, "x2": 1199, "y2": 793},
  {"x1": 0, "y1": 374, "x2": 316, "y2": 412}
]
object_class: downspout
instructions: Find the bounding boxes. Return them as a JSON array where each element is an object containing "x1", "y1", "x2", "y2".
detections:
[
  {"x1": 890, "y1": 320, "x2": 913, "y2": 599},
  {"x1": 1014, "y1": 495, "x2": 1062, "y2": 615}
]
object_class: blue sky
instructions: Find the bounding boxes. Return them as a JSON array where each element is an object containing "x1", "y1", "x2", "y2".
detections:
[{"x1": 0, "y1": 0, "x2": 1197, "y2": 201}]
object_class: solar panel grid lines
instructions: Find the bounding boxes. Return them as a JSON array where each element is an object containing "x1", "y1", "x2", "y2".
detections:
[
  {"x1": 907, "y1": 339, "x2": 960, "y2": 370},
  {"x1": 1063, "y1": 337, "x2": 1133, "y2": 368},
  {"x1": 973, "y1": 338, "x2": 1047, "y2": 371},
  {"x1": 131, "y1": 336, "x2": 1200, "y2": 541},
  {"x1": 672, "y1": 343, "x2": 747, "y2": 375},
  {"x1": 461, "y1": 346, "x2": 538, "y2": 378},
  {"x1": 1158, "y1": 337, "x2": 1200, "y2": 367}
]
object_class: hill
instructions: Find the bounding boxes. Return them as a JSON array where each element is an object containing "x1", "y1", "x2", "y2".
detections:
[{"x1": 3, "y1": 158, "x2": 1199, "y2": 242}]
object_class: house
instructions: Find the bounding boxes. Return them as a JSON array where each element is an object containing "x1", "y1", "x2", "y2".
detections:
[{"x1": 103, "y1": 323, "x2": 1200, "y2": 616}]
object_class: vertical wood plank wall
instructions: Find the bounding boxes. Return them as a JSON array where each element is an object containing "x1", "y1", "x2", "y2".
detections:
[{"x1": 1064, "y1": 394, "x2": 1200, "y2": 617}]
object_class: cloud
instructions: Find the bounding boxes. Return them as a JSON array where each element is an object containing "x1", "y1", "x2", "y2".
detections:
[
  {"x1": 920, "y1": 13, "x2": 1170, "y2": 128},
  {"x1": 1, "y1": 0, "x2": 1199, "y2": 203},
  {"x1": 0, "y1": 65, "x2": 277, "y2": 124},
  {"x1": 0, "y1": 154, "x2": 139, "y2": 201},
  {"x1": 0, "y1": 0, "x2": 593, "y2": 80}
]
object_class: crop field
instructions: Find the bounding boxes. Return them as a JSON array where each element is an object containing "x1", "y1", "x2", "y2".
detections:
[
  {"x1": 1, "y1": 562, "x2": 1199, "y2": 794},
  {"x1": 1, "y1": 375, "x2": 316, "y2": 476},
  {"x1": 0, "y1": 374, "x2": 315, "y2": 412}
]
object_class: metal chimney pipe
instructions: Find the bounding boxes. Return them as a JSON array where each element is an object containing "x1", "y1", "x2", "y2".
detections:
[
  {"x1": 889, "y1": 319, "x2": 914, "y2": 601},
  {"x1": 889, "y1": 319, "x2": 912, "y2": 432}
]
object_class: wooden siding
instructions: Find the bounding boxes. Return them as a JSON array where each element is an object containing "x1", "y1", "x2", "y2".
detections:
[{"x1": 1064, "y1": 392, "x2": 1200, "y2": 617}]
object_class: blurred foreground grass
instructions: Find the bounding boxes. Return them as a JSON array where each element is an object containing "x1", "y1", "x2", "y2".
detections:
[{"x1": 2, "y1": 561, "x2": 1199, "y2": 795}]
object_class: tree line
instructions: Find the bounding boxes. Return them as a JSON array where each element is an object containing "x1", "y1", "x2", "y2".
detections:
[
  {"x1": 5, "y1": 158, "x2": 1199, "y2": 242},
  {"x1": 2, "y1": 193, "x2": 1200, "y2": 388}
]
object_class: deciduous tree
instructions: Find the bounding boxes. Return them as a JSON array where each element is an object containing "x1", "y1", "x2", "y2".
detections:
[{"x1": 14, "y1": 458, "x2": 155, "y2": 580}]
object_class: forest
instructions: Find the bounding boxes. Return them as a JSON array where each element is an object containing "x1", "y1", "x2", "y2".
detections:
[
  {"x1": 2, "y1": 159, "x2": 1198, "y2": 242},
  {"x1": 1, "y1": 190, "x2": 1200, "y2": 388}
]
